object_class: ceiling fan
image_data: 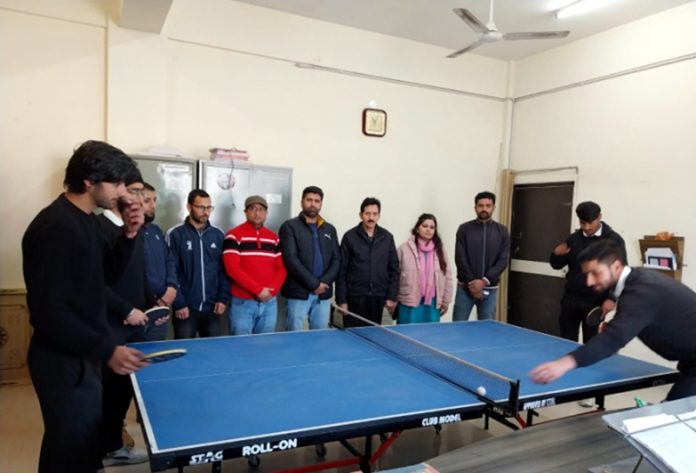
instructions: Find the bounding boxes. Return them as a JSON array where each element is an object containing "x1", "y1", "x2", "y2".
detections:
[{"x1": 447, "y1": 0, "x2": 570, "y2": 58}]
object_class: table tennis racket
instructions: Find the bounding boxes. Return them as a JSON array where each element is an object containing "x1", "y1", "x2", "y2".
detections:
[
  {"x1": 586, "y1": 307, "x2": 617, "y2": 327},
  {"x1": 142, "y1": 348, "x2": 187, "y2": 363},
  {"x1": 586, "y1": 306, "x2": 604, "y2": 327},
  {"x1": 145, "y1": 306, "x2": 170, "y2": 321}
]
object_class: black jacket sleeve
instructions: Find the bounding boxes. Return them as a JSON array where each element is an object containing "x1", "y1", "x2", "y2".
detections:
[
  {"x1": 454, "y1": 224, "x2": 474, "y2": 283},
  {"x1": 279, "y1": 221, "x2": 320, "y2": 291},
  {"x1": 386, "y1": 235, "x2": 400, "y2": 301},
  {"x1": 335, "y1": 235, "x2": 351, "y2": 305},
  {"x1": 484, "y1": 225, "x2": 510, "y2": 286},
  {"x1": 320, "y1": 224, "x2": 341, "y2": 286}
]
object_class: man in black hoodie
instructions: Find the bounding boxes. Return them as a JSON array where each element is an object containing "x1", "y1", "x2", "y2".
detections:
[
  {"x1": 336, "y1": 197, "x2": 399, "y2": 327},
  {"x1": 550, "y1": 201, "x2": 627, "y2": 342}
]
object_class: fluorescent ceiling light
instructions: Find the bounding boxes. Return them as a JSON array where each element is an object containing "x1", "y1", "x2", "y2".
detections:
[{"x1": 554, "y1": 0, "x2": 617, "y2": 19}]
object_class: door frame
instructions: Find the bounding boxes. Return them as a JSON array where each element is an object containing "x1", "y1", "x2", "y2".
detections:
[{"x1": 497, "y1": 166, "x2": 579, "y2": 323}]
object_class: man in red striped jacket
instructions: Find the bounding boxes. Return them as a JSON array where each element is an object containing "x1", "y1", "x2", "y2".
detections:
[{"x1": 223, "y1": 195, "x2": 287, "y2": 334}]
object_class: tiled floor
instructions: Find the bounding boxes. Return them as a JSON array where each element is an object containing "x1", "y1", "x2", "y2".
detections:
[{"x1": 0, "y1": 381, "x2": 670, "y2": 473}]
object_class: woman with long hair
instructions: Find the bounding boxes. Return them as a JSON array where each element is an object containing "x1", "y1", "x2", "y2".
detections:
[{"x1": 396, "y1": 213, "x2": 453, "y2": 324}]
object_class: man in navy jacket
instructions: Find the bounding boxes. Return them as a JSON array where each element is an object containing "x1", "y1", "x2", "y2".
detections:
[
  {"x1": 167, "y1": 189, "x2": 230, "y2": 339},
  {"x1": 141, "y1": 182, "x2": 178, "y2": 340}
]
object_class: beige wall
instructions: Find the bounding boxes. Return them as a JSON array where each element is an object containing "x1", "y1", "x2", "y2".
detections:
[
  {"x1": 1, "y1": 0, "x2": 509, "y2": 318},
  {"x1": 3, "y1": 0, "x2": 695, "y2": 348},
  {"x1": 0, "y1": 1, "x2": 106, "y2": 288},
  {"x1": 509, "y1": 2, "x2": 696, "y2": 364}
]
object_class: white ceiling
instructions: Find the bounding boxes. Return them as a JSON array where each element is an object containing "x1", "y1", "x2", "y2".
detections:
[{"x1": 234, "y1": 0, "x2": 694, "y2": 60}]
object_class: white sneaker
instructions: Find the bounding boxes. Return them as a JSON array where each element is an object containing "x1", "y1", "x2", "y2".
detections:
[
  {"x1": 578, "y1": 398, "x2": 595, "y2": 408},
  {"x1": 103, "y1": 445, "x2": 148, "y2": 466}
]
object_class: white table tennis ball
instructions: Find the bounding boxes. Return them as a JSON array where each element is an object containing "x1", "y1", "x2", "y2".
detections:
[
  {"x1": 476, "y1": 386, "x2": 487, "y2": 396},
  {"x1": 368, "y1": 100, "x2": 377, "y2": 108}
]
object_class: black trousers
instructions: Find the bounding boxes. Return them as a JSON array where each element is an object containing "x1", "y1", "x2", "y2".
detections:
[
  {"x1": 100, "y1": 324, "x2": 141, "y2": 454},
  {"x1": 666, "y1": 361, "x2": 696, "y2": 401},
  {"x1": 29, "y1": 338, "x2": 103, "y2": 473},
  {"x1": 100, "y1": 366, "x2": 133, "y2": 453},
  {"x1": 345, "y1": 295, "x2": 385, "y2": 327},
  {"x1": 173, "y1": 308, "x2": 221, "y2": 339},
  {"x1": 559, "y1": 294, "x2": 600, "y2": 343}
]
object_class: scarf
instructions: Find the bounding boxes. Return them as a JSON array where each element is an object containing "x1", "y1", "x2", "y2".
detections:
[{"x1": 418, "y1": 238, "x2": 436, "y2": 306}]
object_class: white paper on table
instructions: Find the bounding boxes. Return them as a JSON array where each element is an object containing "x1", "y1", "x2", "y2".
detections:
[
  {"x1": 677, "y1": 409, "x2": 696, "y2": 421},
  {"x1": 621, "y1": 413, "x2": 679, "y2": 433},
  {"x1": 631, "y1": 422, "x2": 696, "y2": 473}
]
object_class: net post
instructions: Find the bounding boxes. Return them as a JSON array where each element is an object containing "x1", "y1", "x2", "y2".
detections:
[{"x1": 507, "y1": 380, "x2": 520, "y2": 417}]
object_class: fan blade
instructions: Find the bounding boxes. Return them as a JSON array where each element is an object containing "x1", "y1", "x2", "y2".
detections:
[
  {"x1": 502, "y1": 31, "x2": 570, "y2": 41},
  {"x1": 453, "y1": 8, "x2": 490, "y2": 34},
  {"x1": 446, "y1": 37, "x2": 488, "y2": 58}
]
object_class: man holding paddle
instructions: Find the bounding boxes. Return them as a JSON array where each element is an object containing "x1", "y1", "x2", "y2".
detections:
[
  {"x1": 22, "y1": 141, "x2": 149, "y2": 473},
  {"x1": 531, "y1": 239, "x2": 696, "y2": 401}
]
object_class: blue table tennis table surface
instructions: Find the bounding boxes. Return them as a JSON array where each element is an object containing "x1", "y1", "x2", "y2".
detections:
[{"x1": 130, "y1": 321, "x2": 676, "y2": 465}]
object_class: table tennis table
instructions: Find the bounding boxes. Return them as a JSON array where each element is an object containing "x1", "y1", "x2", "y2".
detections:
[{"x1": 130, "y1": 320, "x2": 678, "y2": 473}]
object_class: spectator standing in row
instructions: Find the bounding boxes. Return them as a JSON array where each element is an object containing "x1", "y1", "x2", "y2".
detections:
[
  {"x1": 336, "y1": 197, "x2": 399, "y2": 327},
  {"x1": 280, "y1": 186, "x2": 341, "y2": 331},
  {"x1": 223, "y1": 195, "x2": 286, "y2": 334},
  {"x1": 167, "y1": 189, "x2": 230, "y2": 339}
]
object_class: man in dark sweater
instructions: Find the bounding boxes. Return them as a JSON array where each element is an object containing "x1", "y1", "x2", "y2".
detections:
[
  {"x1": 336, "y1": 197, "x2": 400, "y2": 327},
  {"x1": 22, "y1": 140, "x2": 149, "y2": 473},
  {"x1": 96, "y1": 176, "x2": 154, "y2": 466},
  {"x1": 550, "y1": 201, "x2": 627, "y2": 342},
  {"x1": 279, "y1": 186, "x2": 341, "y2": 331},
  {"x1": 453, "y1": 191, "x2": 510, "y2": 321},
  {"x1": 531, "y1": 239, "x2": 696, "y2": 401}
]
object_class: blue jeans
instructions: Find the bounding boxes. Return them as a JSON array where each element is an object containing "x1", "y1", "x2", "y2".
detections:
[
  {"x1": 452, "y1": 286, "x2": 497, "y2": 321},
  {"x1": 229, "y1": 296, "x2": 278, "y2": 335},
  {"x1": 286, "y1": 294, "x2": 330, "y2": 331}
]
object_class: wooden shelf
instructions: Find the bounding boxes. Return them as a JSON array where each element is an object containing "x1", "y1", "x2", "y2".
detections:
[{"x1": 638, "y1": 235, "x2": 684, "y2": 282}]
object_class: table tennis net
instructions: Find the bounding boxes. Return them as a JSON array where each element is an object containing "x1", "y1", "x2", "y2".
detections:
[{"x1": 333, "y1": 306, "x2": 519, "y2": 415}]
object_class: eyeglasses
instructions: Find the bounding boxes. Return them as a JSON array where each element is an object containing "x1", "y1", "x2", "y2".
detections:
[
  {"x1": 128, "y1": 188, "x2": 145, "y2": 196},
  {"x1": 192, "y1": 205, "x2": 215, "y2": 212}
]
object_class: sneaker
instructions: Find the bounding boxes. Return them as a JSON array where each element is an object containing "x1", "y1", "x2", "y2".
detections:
[
  {"x1": 103, "y1": 445, "x2": 148, "y2": 466},
  {"x1": 578, "y1": 398, "x2": 595, "y2": 408}
]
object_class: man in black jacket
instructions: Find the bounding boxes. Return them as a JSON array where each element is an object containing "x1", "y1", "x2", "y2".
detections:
[
  {"x1": 550, "y1": 201, "x2": 627, "y2": 342},
  {"x1": 531, "y1": 239, "x2": 696, "y2": 401},
  {"x1": 279, "y1": 186, "x2": 341, "y2": 330},
  {"x1": 336, "y1": 197, "x2": 399, "y2": 327},
  {"x1": 96, "y1": 175, "x2": 154, "y2": 466},
  {"x1": 22, "y1": 140, "x2": 149, "y2": 473},
  {"x1": 453, "y1": 191, "x2": 510, "y2": 321}
]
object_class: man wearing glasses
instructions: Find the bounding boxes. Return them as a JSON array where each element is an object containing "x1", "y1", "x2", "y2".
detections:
[
  {"x1": 166, "y1": 189, "x2": 230, "y2": 339},
  {"x1": 223, "y1": 195, "x2": 286, "y2": 335},
  {"x1": 95, "y1": 171, "x2": 151, "y2": 466}
]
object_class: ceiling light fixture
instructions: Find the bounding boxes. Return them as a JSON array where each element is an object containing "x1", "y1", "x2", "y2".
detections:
[{"x1": 554, "y1": 0, "x2": 617, "y2": 19}]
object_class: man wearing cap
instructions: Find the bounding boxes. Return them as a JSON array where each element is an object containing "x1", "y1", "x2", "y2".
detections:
[{"x1": 223, "y1": 195, "x2": 287, "y2": 334}]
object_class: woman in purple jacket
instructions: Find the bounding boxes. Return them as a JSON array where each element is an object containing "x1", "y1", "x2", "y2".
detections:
[{"x1": 396, "y1": 214, "x2": 453, "y2": 324}]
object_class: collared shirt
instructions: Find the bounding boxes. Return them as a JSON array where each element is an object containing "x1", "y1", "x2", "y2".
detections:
[
  {"x1": 613, "y1": 265, "x2": 632, "y2": 299},
  {"x1": 102, "y1": 209, "x2": 123, "y2": 226},
  {"x1": 584, "y1": 223, "x2": 603, "y2": 238}
]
